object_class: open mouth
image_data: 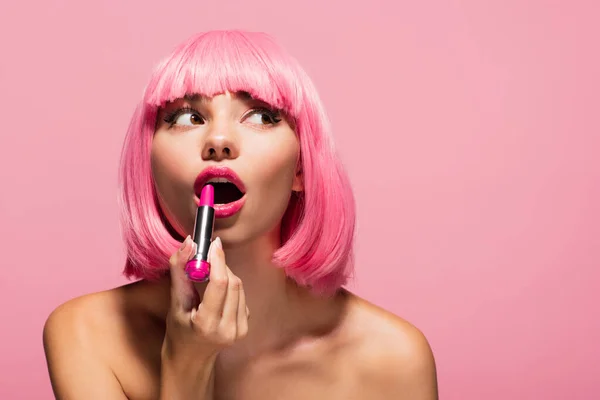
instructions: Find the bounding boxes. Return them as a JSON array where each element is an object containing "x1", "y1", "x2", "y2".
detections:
[
  {"x1": 207, "y1": 178, "x2": 245, "y2": 204},
  {"x1": 194, "y1": 166, "x2": 247, "y2": 218}
]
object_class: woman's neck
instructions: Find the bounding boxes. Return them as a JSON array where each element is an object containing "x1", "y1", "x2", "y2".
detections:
[
  {"x1": 211, "y1": 233, "x2": 347, "y2": 353},
  {"x1": 150, "y1": 232, "x2": 350, "y2": 356}
]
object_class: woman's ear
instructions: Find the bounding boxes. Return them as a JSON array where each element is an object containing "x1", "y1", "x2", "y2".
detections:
[{"x1": 292, "y1": 165, "x2": 303, "y2": 192}]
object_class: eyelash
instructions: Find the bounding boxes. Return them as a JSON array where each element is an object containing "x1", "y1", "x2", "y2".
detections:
[
  {"x1": 163, "y1": 106, "x2": 199, "y2": 125},
  {"x1": 162, "y1": 106, "x2": 282, "y2": 126}
]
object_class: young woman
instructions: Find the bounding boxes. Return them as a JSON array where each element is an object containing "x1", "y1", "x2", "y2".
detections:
[{"x1": 43, "y1": 30, "x2": 438, "y2": 399}]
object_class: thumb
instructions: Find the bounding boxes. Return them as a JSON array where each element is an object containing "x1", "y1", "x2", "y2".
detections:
[{"x1": 169, "y1": 236, "x2": 199, "y2": 313}]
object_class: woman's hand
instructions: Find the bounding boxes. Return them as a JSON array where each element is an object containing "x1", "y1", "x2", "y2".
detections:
[{"x1": 160, "y1": 236, "x2": 249, "y2": 399}]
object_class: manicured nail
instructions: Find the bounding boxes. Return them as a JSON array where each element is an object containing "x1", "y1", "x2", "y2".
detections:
[
  {"x1": 209, "y1": 237, "x2": 222, "y2": 261},
  {"x1": 190, "y1": 242, "x2": 198, "y2": 259},
  {"x1": 180, "y1": 235, "x2": 191, "y2": 251}
]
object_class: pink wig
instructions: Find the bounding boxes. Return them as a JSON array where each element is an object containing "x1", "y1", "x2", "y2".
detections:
[{"x1": 118, "y1": 30, "x2": 355, "y2": 296}]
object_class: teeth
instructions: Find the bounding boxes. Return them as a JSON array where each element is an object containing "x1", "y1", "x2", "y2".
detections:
[{"x1": 206, "y1": 177, "x2": 231, "y2": 184}]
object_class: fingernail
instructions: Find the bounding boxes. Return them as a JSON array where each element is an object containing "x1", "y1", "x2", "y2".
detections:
[
  {"x1": 209, "y1": 237, "x2": 222, "y2": 261},
  {"x1": 179, "y1": 235, "x2": 190, "y2": 251}
]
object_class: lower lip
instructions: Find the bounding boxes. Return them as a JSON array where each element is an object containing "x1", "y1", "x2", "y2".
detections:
[{"x1": 197, "y1": 195, "x2": 246, "y2": 218}]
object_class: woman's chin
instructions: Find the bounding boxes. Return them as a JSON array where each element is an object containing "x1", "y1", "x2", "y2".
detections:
[{"x1": 214, "y1": 219, "x2": 282, "y2": 249}]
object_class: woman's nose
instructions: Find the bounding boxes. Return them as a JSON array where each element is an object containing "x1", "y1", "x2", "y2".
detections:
[{"x1": 201, "y1": 130, "x2": 239, "y2": 161}]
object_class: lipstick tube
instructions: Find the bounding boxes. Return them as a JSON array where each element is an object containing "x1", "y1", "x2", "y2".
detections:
[{"x1": 185, "y1": 184, "x2": 214, "y2": 282}]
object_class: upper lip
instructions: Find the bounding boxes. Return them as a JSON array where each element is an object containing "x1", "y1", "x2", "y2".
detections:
[{"x1": 194, "y1": 166, "x2": 246, "y2": 196}]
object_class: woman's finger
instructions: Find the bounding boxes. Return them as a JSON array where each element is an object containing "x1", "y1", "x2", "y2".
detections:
[
  {"x1": 168, "y1": 236, "x2": 199, "y2": 315},
  {"x1": 220, "y1": 268, "x2": 241, "y2": 327},
  {"x1": 236, "y1": 280, "x2": 249, "y2": 339},
  {"x1": 196, "y1": 237, "x2": 228, "y2": 320}
]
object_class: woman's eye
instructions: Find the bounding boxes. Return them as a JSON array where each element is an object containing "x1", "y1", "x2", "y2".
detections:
[
  {"x1": 245, "y1": 110, "x2": 281, "y2": 125},
  {"x1": 174, "y1": 112, "x2": 204, "y2": 126}
]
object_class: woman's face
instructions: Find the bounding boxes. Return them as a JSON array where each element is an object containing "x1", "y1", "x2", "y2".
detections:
[{"x1": 151, "y1": 91, "x2": 302, "y2": 244}]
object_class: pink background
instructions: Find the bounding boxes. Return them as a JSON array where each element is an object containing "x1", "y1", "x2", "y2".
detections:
[{"x1": 1, "y1": 0, "x2": 598, "y2": 398}]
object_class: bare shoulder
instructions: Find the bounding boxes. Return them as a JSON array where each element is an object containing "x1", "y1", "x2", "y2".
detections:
[
  {"x1": 45, "y1": 286, "x2": 120, "y2": 335},
  {"x1": 43, "y1": 281, "x2": 157, "y2": 399},
  {"x1": 43, "y1": 282, "x2": 140, "y2": 351},
  {"x1": 342, "y1": 293, "x2": 438, "y2": 399}
]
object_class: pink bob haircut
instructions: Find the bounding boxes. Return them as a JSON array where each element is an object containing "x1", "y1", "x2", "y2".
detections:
[{"x1": 118, "y1": 30, "x2": 355, "y2": 296}]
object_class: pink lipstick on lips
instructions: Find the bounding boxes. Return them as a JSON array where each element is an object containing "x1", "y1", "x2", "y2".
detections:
[
  {"x1": 193, "y1": 166, "x2": 247, "y2": 219},
  {"x1": 185, "y1": 184, "x2": 215, "y2": 282}
]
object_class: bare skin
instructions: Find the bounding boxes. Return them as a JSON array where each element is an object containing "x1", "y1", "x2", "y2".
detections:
[
  {"x1": 43, "y1": 276, "x2": 437, "y2": 399},
  {"x1": 43, "y1": 91, "x2": 438, "y2": 399}
]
